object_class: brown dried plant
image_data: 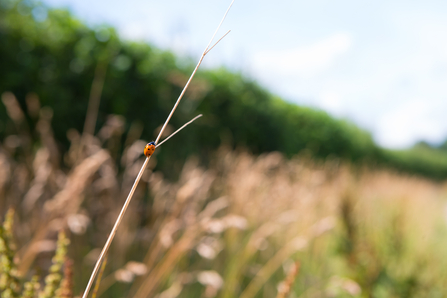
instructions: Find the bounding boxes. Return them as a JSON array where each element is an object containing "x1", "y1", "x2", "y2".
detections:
[
  {"x1": 81, "y1": 2, "x2": 235, "y2": 297},
  {"x1": 1, "y1": 101, "x2": 447, "y2": 297},
  {"x1": 3, "y1": 3, "x2": 447, "y2": 297}
]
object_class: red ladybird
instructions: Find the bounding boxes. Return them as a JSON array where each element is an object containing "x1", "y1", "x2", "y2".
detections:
[{"x1": 144, "y1": 141, "x2": 156, "y2": 157}]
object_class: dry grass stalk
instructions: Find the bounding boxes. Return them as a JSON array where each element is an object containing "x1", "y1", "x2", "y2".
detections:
[
  {"x1": 3, "y1": 63, "x2": 446, "y2": 297},
  {"x1": 2, "y1": 122, "x2": 447, "y2": 297},
  {"x1": 18, "y1": 149, "x2": 110, "y2": 275},
  {"x1": 81, "y1": 2, "x2": 235, "y2": 297},
  {"x1": 238, "y1": 236, "x2": 307, "y2": 298},
  {"x1": 80, "y1": 152, "x2": 150, "y2": 298},
  {"x1": 153, "y1": 0, "x2": 234, "y2": 146},
  {"x1": 83, "y1": 62, "x2": 108, "y2": 138},
  {"x1": 77, "y1": 57, "x2": 114, "y2": 165},
  {"x1": 275, "y1": 261, "x2": 300, "y2": 298},
  {"x1": 1, "y1": 92, "x2": 33, "y2": 168},
  {"x1": 133, "y1": 227, "x2": 200, "y2": 298},
  {"x1": 80, "y1": 114, "x2": 202, "y2": 298}
]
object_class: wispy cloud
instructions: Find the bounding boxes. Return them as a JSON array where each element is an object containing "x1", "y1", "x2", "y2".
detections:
[
  {"x1": 41, "y1": 0, "x2": 447, "y2": 148},
  {"x1": 377, "y1": 99, "x2": 447, "y2": 148},
  {"x1": 253, "y1": 33, "x2": 352, "y2": 78}
]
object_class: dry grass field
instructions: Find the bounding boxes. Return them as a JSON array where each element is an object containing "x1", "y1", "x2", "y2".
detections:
[{"x1": 2, "y1": 92, "x2": 447, "y2": 297}]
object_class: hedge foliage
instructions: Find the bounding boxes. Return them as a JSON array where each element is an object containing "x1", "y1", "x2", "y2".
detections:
[{"x1": 1, "y1": 0, "x2": 447, "y2": 179}]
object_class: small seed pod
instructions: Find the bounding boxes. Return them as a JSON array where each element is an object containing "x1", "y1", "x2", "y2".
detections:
[{"x1": 144, "y1": 141, "x2": 156, "y2": 157}]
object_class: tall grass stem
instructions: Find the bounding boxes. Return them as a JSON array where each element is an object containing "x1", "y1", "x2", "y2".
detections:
[
  {"x1": 155, "y1": 114, "x2": 202, "y2": 148},
  {"x1": 81, "y1": 157, "x2": 150, "y2": 298},
  {"x1": 81, "y1": 1, "x2": 234, "y2": 295},
  {"x1": 154, "y1": 0, "x2": 234, "y2": 145}
]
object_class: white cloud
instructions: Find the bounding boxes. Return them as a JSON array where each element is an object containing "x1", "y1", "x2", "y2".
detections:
[
  {"x1": 41, "y1": 0, "x2": 447, "y2": 149},
  {"x1": 119, "y1": 22, "x2": 149, "y2": 41},
  {"x1": 376, "y1": 99, "x2": 447, "y2": 148},
  {"x1": 252, "y1": 33, "x2": 352, "y2": 79},
  {"x1": 319, "y1": 91, "x2": 344, "y2": 116}
]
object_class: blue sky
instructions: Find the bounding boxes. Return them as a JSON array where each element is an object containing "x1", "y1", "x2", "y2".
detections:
[{"x1": 41, "y1": 0, "x2": 447, "y2": 149}]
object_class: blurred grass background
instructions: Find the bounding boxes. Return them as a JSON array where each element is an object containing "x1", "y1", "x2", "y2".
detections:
[{"x1": 1, "y1": 0, "x2": 447, "y2": 297}]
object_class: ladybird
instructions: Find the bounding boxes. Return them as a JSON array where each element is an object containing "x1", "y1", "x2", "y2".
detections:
[{"x1": 144, "y1": 141, "x2": 156, "y2": 157}]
